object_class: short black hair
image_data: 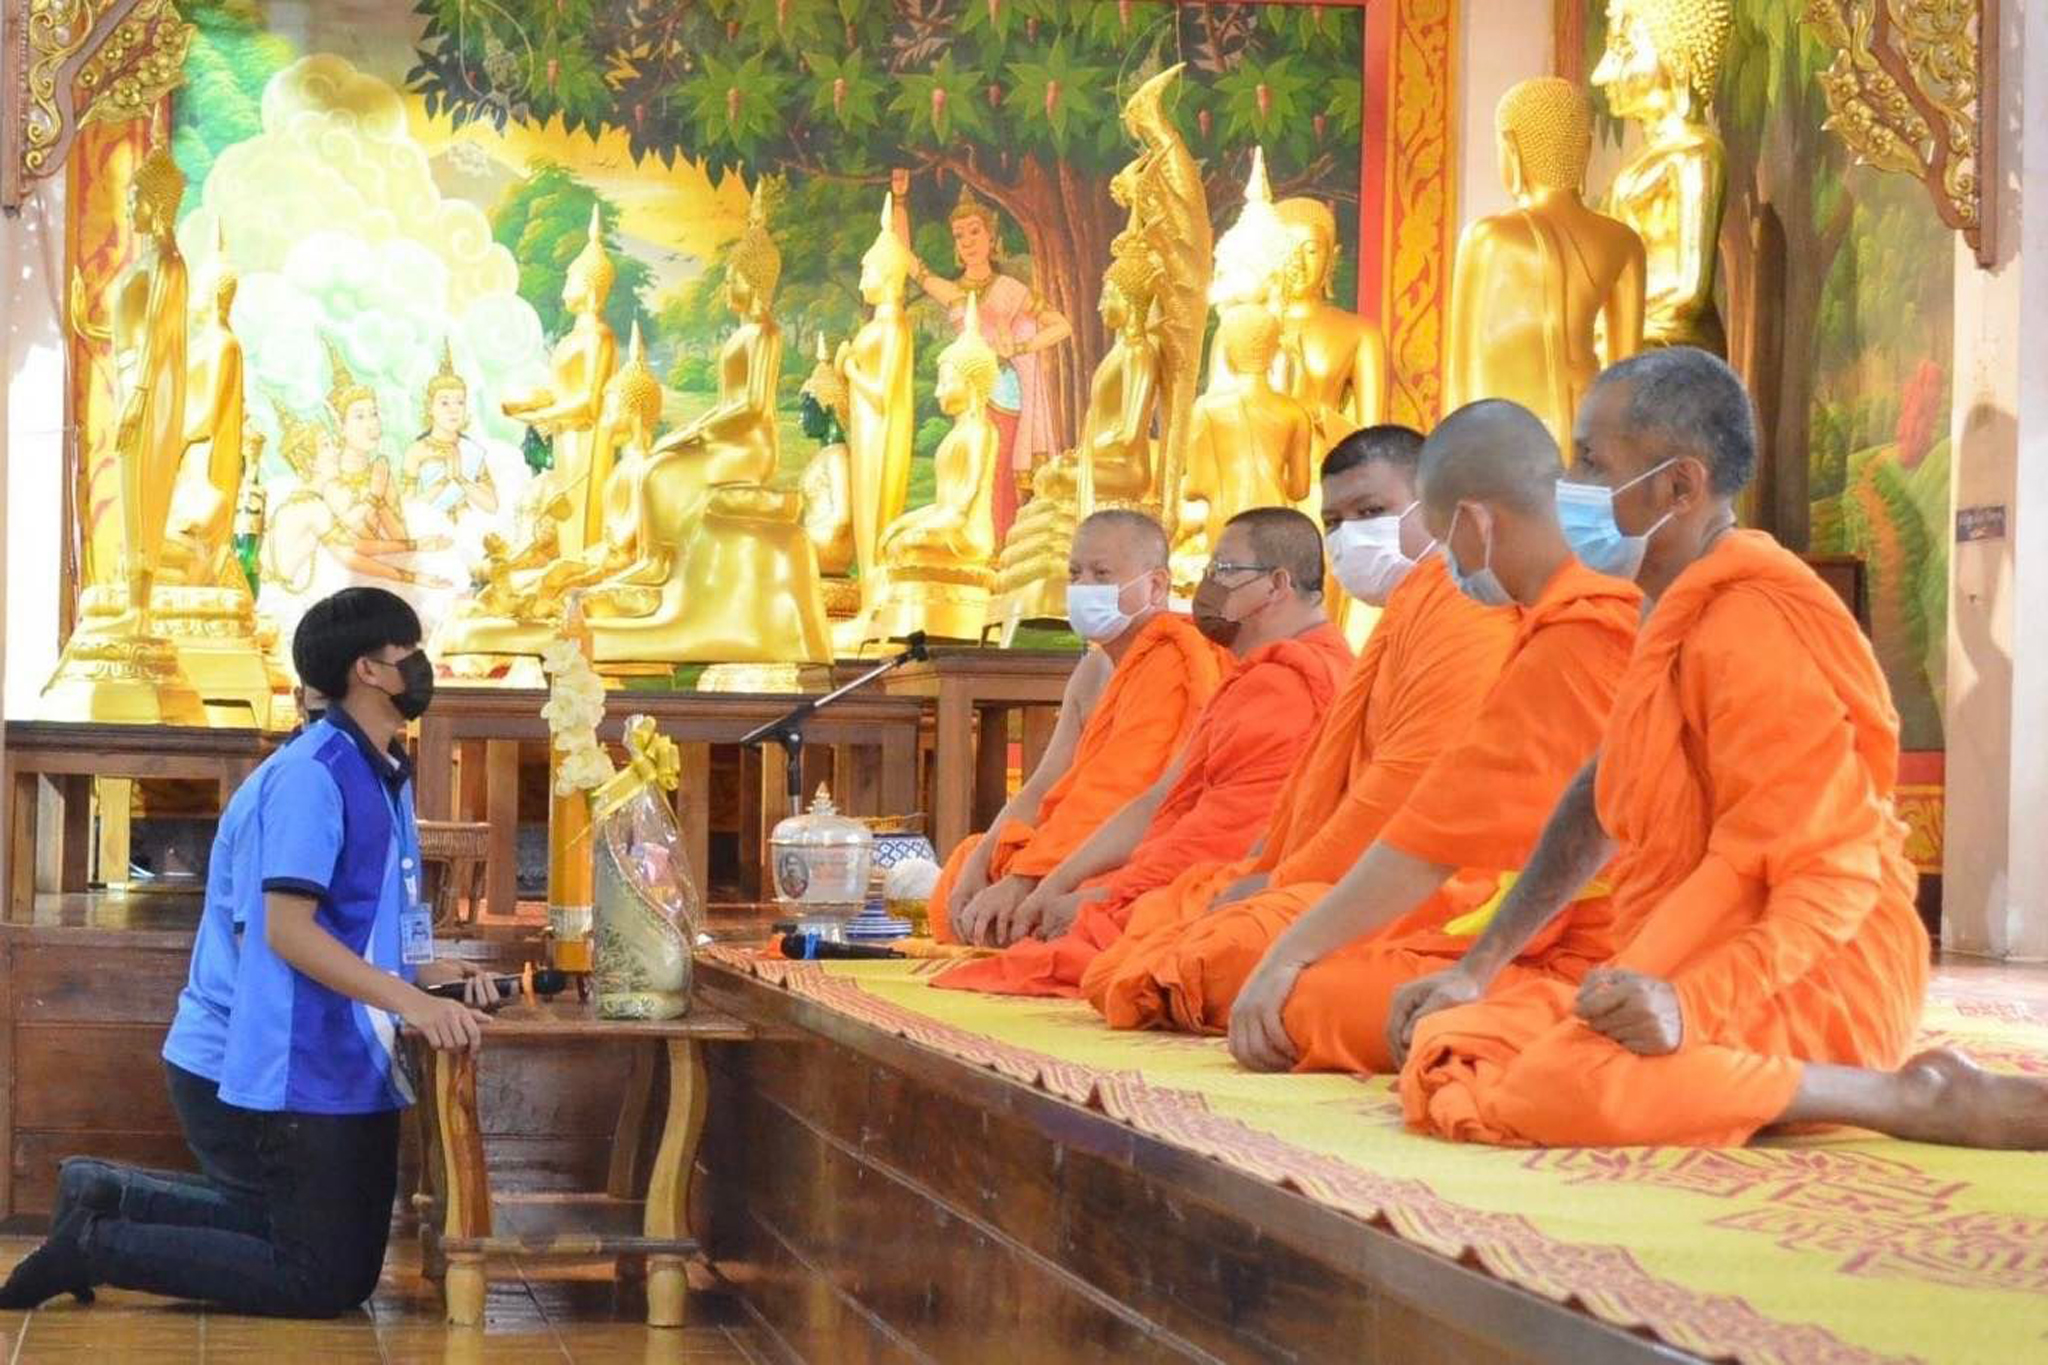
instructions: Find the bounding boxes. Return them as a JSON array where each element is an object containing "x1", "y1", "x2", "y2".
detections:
[
  {"x1": 292, "y1": 587, "x2": 422, "y2": 701},
  {"x1": 1223, "y1": 506, "x2": 1326, "y2": 599},
  {"x1": 1591, "y1": 348, "x2": 1758, "y2": 495},
  {"x1": 1321, "y1": 424, "x2": 1424, "y2": 480}
]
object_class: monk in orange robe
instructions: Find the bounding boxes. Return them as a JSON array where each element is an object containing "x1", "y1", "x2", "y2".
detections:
[
  {"x1": 935, "y1": 510, "x2": 1230, "y2": 946},
  {"x1": 934, "y1": 506, "x2": 1354, "y2": 996},
  {"x1": 1085, "y1": 443, "x2": 1520, "y2": 1032},
  {"x1": 1225, "y1": 400, "x2": 1641, "y2": 1074},
  {"x1": 1393, "y1": 349, "x2": 2048, "y2": 1151}
]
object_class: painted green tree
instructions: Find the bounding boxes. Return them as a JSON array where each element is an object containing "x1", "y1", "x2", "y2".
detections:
[
  {"x1": 489, "y1": 163, "x2": 656, "y2": 345},
  {"x1": 407, "y1": 0, "x2": 1366, "y2": 445},
  {"x1": 170, "y1": 1, "x2": 295, "y2": 214}
]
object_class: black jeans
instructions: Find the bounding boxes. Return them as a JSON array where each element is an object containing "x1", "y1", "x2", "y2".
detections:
[{"x1": 82, "y1": 1064, "x2": 401, "y2": 1317}]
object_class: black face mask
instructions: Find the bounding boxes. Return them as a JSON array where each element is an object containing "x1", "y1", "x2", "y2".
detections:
[{"x1": 377, "y1": 651, "x2": 436, "y2": 721}]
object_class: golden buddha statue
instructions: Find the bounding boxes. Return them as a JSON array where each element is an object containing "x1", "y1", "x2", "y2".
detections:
[
  {"x1": 871, "y1": 296, "x2": 1004, "y2": 642},
  {"x1": 1445, "y1": 78, "x2": 1646, "y2": 455},
  {"x1": 1203, "y1": 148, "x2": 1293, "y2": 397},
  {"x1": 1592, "y1": 0, "x2": 1733, "y2": 354},
  {"x1": 43, "y1": 117, "x2": 203, "y2": 724},
  {"x1": 838, "y1": 193, "x2": 917, "y2": 621},
  {"x1": 1274, "y1": 196, "x2": 1388, "y2": 449},
  {"x1": 796, "y1": 334, "x2": 861, "y2": 621},
  {"x1": 987, "y1": 249, "x2": 1164, "y2": 627},
  {"x1": 404, "y1": 341, "x2": 500, "y2": 520},
  {"x1": 1177, "y1": 304, "x2": 1314, "y2": 575},
  {"x1": 504, "y1": 206, "x2": 619, "y2": 555}
]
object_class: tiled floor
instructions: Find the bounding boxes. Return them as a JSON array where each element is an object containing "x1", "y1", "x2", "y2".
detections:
[{"x1": 0, "y1": 1237, "x2": 770, "y2": 1363}]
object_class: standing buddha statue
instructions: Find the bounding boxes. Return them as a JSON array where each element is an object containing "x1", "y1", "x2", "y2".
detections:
[
  {"x1": 1592, "y1": 0, "x2": 1734, "y2": 354},
  {"x1": 1444, "y1": 78, "x2": 1646, "y2": 456},
  {"x1": 1177, "y1": 304, "x2": 1314, "y2": 580},
  {"x1": 43, "y1": 115, "x2": 203, "y2": 724},
  {"x1": 872, "y1": 295, "x2": 1004, "y2": 642},
  {"x1": 1273, "y1": 197, "x2": 1388, "y2": 450},
  {"x1": 504, "y1": 206, "x2": 619, "y2": 555},
  {"x1": 838, "y1": 193, "x2": 917, "y2": 622}
]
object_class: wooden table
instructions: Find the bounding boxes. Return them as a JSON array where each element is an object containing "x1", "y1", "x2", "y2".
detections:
[
  {"x1": 875, "y1": 648, "x2": 1079, "y2": 860},
  {"x1": 406, "y1": 997, "x2": 755, "y2": 1327},
  {"x1": 414, "y1": 688, "x2": 925, "y2": 915},
  {"x1": 2, "y1": 722, "x2": 273, "y2": 917}
]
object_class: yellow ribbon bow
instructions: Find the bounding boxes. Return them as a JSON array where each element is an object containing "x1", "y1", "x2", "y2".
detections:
[{"x1": 589, "y1": 714, "x2": 681, "y2": 823}]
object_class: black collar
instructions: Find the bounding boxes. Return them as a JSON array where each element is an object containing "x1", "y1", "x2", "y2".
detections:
[{"x1": 324, "y1": 704, "x2": 414, "y2": 794}]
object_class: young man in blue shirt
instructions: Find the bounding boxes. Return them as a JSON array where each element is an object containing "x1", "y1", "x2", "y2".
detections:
[{"x1": 1, "y1": 588, "x2": 498, "y2": 1315}]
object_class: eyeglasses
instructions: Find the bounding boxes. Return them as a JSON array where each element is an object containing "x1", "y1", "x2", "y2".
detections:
[{"x1": 1202, "y1": 560, "x2": 1275, "y2": 582}]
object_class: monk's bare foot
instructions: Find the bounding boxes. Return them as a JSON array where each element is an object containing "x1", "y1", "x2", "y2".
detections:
[{"x1": 1887, "y1": 1048, "x2": 2048, "y2": 1149}]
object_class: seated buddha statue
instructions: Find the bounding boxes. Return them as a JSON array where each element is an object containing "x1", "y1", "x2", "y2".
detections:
[
  {"x1": 1273, "y1": 197, "x2": 1388, "y2": 451},
  {"x1": 1202, "y1": 148, "x2": 1291, "y2": 398},
  {"x1": 1175, "y1": 304, "x2": 1312, "y2": 581},
  {"x1": 796, "y1": 333, "x2": 860, "y2": 621},
  {"x1": 871, "y1": 297, "x2": 1004, "y2": 642},
  {"x1": 1445, "y1": 78, "x2": 1646, "y2": 455},
  {"x1": 1593, "y1": 0, "x2": 1733, "y2": 354},
  {"x1": 988, "y1": 248, "x2": 1164, "y2": 626}
]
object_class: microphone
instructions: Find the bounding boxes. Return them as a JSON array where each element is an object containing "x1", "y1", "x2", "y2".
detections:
[
  {"x1": 902, "y1": 630, "x2": 930, "y2": 662},
  {"x1": 425, "y1": 967, "x2": 572, "y2": 1002},
  {"x1": 780, "y1": 933, "x2": 904, "y2": 961}
]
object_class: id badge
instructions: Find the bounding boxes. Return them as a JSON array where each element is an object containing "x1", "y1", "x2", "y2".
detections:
[{"x1": 401, "y1": 905, "x2": 436, "y2": 965}]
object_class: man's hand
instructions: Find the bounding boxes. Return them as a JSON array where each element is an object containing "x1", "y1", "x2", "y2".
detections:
[
  {"x1": 947, "y1": 844, "x2": 996, "y2": 928},
  {"x1": 967, "y1": 876, "x2": 1035, "y2": 947},
  {"x1": 1227, "y1": 952, "x2": 1306, "y2": 1073},
  {"x1": 400, "y1": 988, "x2": 490, "y2": 1053},
  {"x1": 1006, "y1": 887, "x2": 1084, "y2": 944},
  {"x1": 1386, "y1": 965, "x2": 1486, "y2": 1068},
  {"x1": 415, "y1": 960, "x2": 505, "y2": 1010},
  {"x1": 1573, "y1": 968, "x2": 1682, "y2": 1055}
]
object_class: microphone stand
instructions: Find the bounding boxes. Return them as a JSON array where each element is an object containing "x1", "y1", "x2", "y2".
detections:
[{"x1": 737, "y1": 632, "x2": 930, "y2": 815}]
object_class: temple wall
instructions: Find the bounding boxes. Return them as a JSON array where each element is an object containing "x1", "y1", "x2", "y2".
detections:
[
  {"x1": 1943, "y1": 0, "x2": 2048, "y2": 959},
  {"x1": 1455, "y1": 0, "x2": 1554, "y2": 227}
]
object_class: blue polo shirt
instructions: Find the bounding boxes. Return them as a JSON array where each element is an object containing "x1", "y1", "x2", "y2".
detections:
[{"x1": 189, "y1": 709, "x2": 421, "y2": 1114}]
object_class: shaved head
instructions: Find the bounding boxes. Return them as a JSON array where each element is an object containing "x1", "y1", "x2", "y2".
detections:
[
  {"x1": 1222, "y1": 506, "x2": 1325, "y2": 598},
  {"x1": 1418, "y1": 400, "x2": 1562, "y2": 516},
  {"x1": 1073, "y1": 508, "x2": 1169, "y2": 572}
]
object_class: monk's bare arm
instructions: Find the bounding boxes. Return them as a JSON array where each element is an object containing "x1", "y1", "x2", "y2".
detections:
[
  {"x1": 1034, "y1": 759, "x2": 1181, "y2": 898},
  {"x1": 1457, "y1": 758, "x2": 1613, "y2": 985},
  {"x1": 990, "y1": 650, "x2": 1111, "y2": 834},
  {"x1": 1262, "y1": 842, "x2": 1454, "y2": 972}
]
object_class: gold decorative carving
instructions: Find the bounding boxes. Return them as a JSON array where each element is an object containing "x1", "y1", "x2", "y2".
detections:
[
  {"x1": 1806, "y1": 0, "x2": 1992, "y2": 266},
  {"x1": 75, "y1": 0, "x2": 191, "y2": 130}
]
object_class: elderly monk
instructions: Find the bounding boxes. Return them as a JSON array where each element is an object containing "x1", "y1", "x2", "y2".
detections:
[
  {"x1": 1390, "y1": 348, "x2": 2048, "y2": 1151},
  {"x1": 936, "y1": 510, "x2": 1230, "y2": 946},
  {"x1": 933, "y1": 506, "x2": 1353, "y2": 996},
  {"x1": 1085, "y1": 433, "x2": 1520, "y2": 1031},
  {"x1": 1227, "y1": 400, "x2": 1641, "y2": 1073}
]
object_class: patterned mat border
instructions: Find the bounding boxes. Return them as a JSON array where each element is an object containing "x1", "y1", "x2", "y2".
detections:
[{"x1": 703, "y1": 946, "x2": 1914, "y2": 1365}]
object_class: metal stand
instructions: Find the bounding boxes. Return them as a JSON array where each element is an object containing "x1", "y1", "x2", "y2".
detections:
[{"x1": 737, "y1": 632, "x2": 930, "y2": 813}]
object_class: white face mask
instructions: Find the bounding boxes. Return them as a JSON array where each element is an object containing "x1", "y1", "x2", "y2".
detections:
[
  {"x1": 1325, "y1": 503, "x2": 1418, "y2": 606},
  {"x1": 1066, "y1": 574, "x2": 1150, "y2": 642}
]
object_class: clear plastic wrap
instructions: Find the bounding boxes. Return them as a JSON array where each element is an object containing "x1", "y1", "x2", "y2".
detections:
[{"x1": 590, "y1": 717, "x2": 701, "y2": 1020}]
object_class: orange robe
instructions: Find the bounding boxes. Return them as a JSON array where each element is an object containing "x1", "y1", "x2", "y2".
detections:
[
  {"x1": 1085, "y1": 555, "x2": 1517, "y2": 1029},
  {"x1": 1280, "y1": 560, "x2": 1642, "y2": 1074},
  {"x1": 927, "y1": 613, "x2": 1230, "y2": 942},
  {"x1": 1403, "y1": 531, "x2": 1930, "y2": 1147},
  {"x1": 932, "y1": 624, "x2": 1355, "y2": 997}
]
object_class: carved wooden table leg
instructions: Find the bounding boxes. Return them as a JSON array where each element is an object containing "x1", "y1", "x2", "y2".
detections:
[
  {"x1": 429, "y1": 1046, "x2": 492, "y2": 1326},
  {"x1": 642, "y1": 1038, "x2": 709, "y2": 1328},
  {"x1": 409, "y1": 1036, "x2": 448, "y2": 1282},
  {"x1": 608, "y1": 1041, "x2": 659, "y2": 1286}
]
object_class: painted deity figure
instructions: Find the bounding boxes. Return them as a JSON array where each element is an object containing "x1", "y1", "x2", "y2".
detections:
[
  {"x1": 838, "y1": 193, "x2": 917, "y2": 617},
  {"x1": 403, "y1": 341, "x2": 500, "y2": 521},
  {"x1": 1445, "y1": 78, "x2": 1647, "y2": 456},
  {"x1": 897, "y1": 176, "x2": 1072, "y2": 545},
  {"x1": 1273, "y1": 197, "x2": 1388, "y2": 450},
  {"x1": 504, "y1": 206, "x2": 619, "y2": 555},
  {"x1": 1593, "y1": 0, "x2": 1734, "y2": 354}
]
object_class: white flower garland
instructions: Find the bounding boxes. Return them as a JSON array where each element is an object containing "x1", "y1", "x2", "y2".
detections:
[{"x1": 540, "y1": 635, "x2": 616, "y2": 796}]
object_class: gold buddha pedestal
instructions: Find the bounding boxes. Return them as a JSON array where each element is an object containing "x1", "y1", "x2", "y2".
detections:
[
  {"x1": 1445, "y1": 78, "x2": 1646, "y2": 456},
  {"x1": 1593, "y1": 0, "x2": 1733, "y2": 355},
  {"x1": 870, "y1": 300, "x2": 1003, "y2": 643},
  {"x1": 43, "y1": 115, "x2": 204, "y2": 726}
]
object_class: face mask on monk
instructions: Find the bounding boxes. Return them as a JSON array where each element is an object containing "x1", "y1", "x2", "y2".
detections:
[
  {"x1": 1066, "y1": 575, "x2": 1153, "y2": 642},
  {"x1": 1443, "y1": 506, "x2": 1514, "y2": 608},
  {"x1": 1326, "y1": 504, "x2": 1419, "y2": 606},
  {"x1": 1190, "y1": 563, "x2": 1277, "y2": 648},
  {"x1": 1557, "y1": 458, "x2": 1678, "y2": 581}
]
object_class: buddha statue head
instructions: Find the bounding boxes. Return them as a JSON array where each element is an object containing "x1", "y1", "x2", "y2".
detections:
[
  {"x1": 192, "y1": 220, "x2": 238, "y2": 323},
  {"x1": 859, "y1": 192, "x2": 916, "y2": 307},
  {"x1": 423, "y1": 340, "x2": 469, "y2": 440},
  {"x1": 1495, "y1": 77, "x2": 1594, "y2": 198},
  {"x1": 1100, "y1": 249, "x2": 1163, "y2": 339},
  {"x1": 564, "y1": 204, "x2": 618, "y2": 315},
  {"x1": 1276, "y1": 197, "x2": 1339, "y2": 304},
  {"x1": 1593, "y1": 0, "x2": 1733, "y2": 122},
  {"x1": 1210, "y1": 147, "x2": 1290, "y2": 307},
  {"x1": 935, "y1": 294, "x2": 1000, "y2": 419},
  {"x1": 323, "y1": 337, "x2": 383, "y2": 460},
  {"x1": 128, "y1": 108, "x2": 183, "y2": 242},
  {"x1": 949, "y1": 183, "x2": 1003, "y2": 276},
  {"x1": 1216, "y1": 303, "x2": 1282, "y2": 386},
  {"x1": 599, "y1": 322, "x2": 663, "y2": 449},
  {"x1": 799, "y1": 332, "x2": 851, "y2": 438},
  {"x1": 726, "y1": 179, "x2": 783, "y2": 319}
]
